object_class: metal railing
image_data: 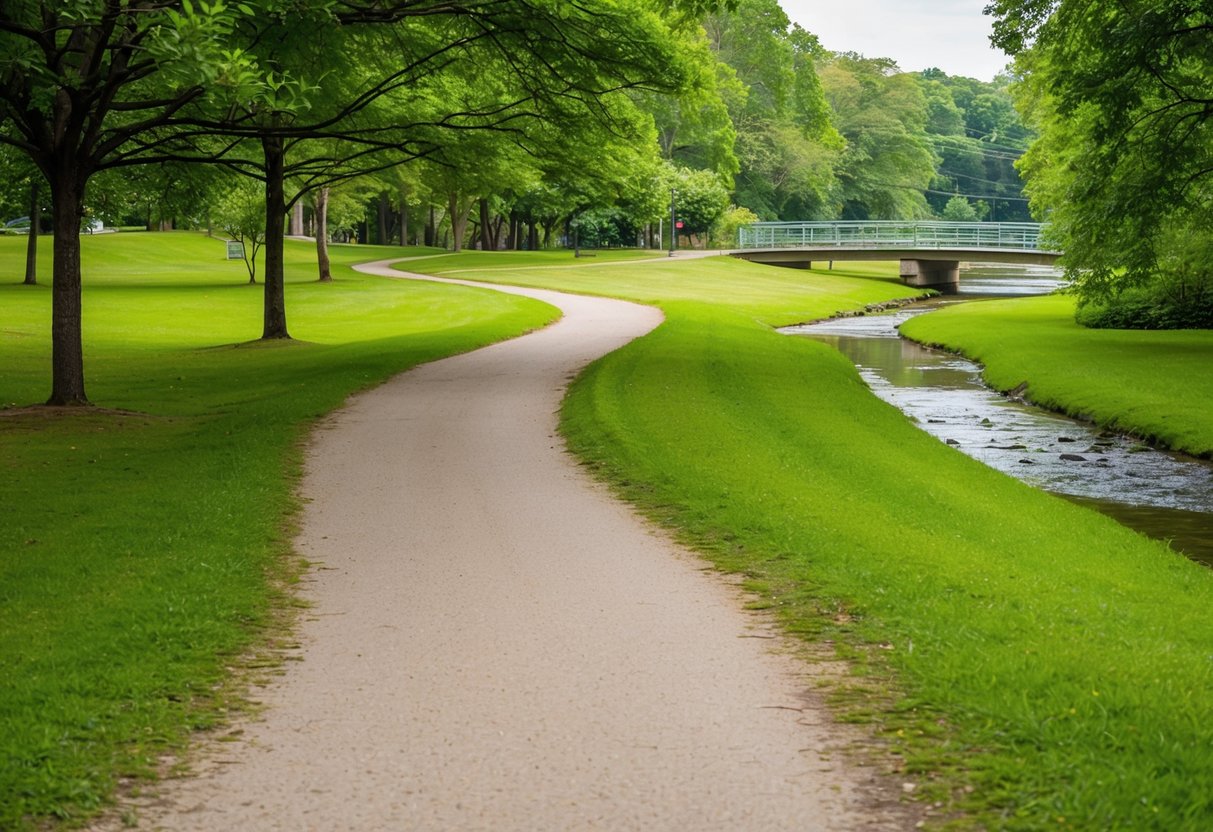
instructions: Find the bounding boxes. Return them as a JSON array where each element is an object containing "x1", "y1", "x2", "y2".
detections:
[{"x1": 737, "y1": 221, "x2": 1052, "y2": 252}]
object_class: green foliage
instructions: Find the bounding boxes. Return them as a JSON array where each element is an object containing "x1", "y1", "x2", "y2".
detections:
[
  {"x1": 0, "y1": 233, "x2": 555, "y2": 828},
  {"x1": 213, "y1": 176, "x2": 266, "y2": 281},
  {"x1": 820, "y1": 55, "x2": 935, "y2": 219},
  {"x1": 916, "y1": 70, "x2": 1033, "y2": 221},
  {"x1": 645, "y1": 31, "x2": 741, "y2": 181},
  {"x1": 703, "y1": 0, "x2": 843, "y2": 220},
  {"x1": 1005, "y1": 0, "x2": 1213, "y2": 312},
  {"x1": 672, "y1": 166, "x2": 730, "y2": 239},
  {"x1": 1074, "y1": 240, "x2": 1213, "y2": 331},
  {"x1": 709, "y1": 204, "x2": 759, "y2": 247},
  {"x1": 940, "y1": 194, "x2": 987, "y2": 222}
]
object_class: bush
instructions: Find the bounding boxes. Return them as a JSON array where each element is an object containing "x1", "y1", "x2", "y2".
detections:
[
  {"x1": 1076, "y1": 277, "x2": 1213, "y2": 330},
  {"x1": 709, "y1": 205, "x2": 759, "y2": 248}
]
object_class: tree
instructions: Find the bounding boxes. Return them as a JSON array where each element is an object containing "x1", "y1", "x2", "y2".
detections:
[
  {"x1": 0, "y1": 2, "x2": 268, "y2": 404},
  {"x1": 819, "y1": 55, "x2": 936, "y2": 219},
  {"x1": 643, "y1": 31, "x2": 740, "y2": 181},
  {"x1": 915, "y1": 70, "x2": 1033, "y2": 221},
  {"x1": 991, "y1": 0, "x2": 1213, "y2": 310},
  {"x1": 214, "y1": 178, "x2": 267, "y2": 284},
  {"x1": 941, "y1": 194, "x2": 987, "y2": 222},
  {"x1": 672, "y1": 166, "x2": 730, "y2": 243},
  {"x1": 0, "y1": 147, "x2": 43, "y2": 284},
  {"x1": 0, "y1": 0, "x2": 704, "y2": 403},
  {"x1": 703, "y1": 0, "x2": 843, "y2": 220}
]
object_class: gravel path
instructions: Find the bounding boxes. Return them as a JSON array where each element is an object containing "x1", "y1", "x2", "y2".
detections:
[{"x1": 111, "y1": 260, "x2": 911, "y2": 831}]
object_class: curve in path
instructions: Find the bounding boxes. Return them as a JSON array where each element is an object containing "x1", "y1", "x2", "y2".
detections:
[{"x1": 111, "y1": 259, "x2": 910, "y2": 831}]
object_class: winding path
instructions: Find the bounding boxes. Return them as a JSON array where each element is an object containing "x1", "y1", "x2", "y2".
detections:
[{"x1": 115, "y1": 260, "x2": 909, "y2": 831}]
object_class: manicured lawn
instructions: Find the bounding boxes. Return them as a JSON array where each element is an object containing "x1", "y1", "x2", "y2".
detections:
[
  {"x1": 400, "y1": 251, "x2": 908, "y2": 321},
  {"x1": 406, "y1": 255, "x2": 1213, "y2": 831},
  {"x1": 899, "y1": 294, "x2": 1213, "y2": 457},
  {"x1": 0, "y1": 233, "x2": 556, "y2": 829},
  {"x1": 7, "y1": 238, "x2": 1213, "y2": 831}
]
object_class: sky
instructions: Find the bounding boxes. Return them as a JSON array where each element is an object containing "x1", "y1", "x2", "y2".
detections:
[{"x1": 780, "y1": 0, "x2": 1012, "y2": 81}]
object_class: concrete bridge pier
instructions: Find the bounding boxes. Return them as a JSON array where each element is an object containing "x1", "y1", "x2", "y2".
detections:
[{"x1": 900, "y1": 259, "x2": 960, "y2": 293}]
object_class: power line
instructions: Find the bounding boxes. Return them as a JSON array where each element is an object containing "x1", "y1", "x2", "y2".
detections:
[
  {"x1": 937, "y1": 168, "x2": 1027, "y2": 188},
  {"x1": 861, "y1": 177, "x2": 1033, "y2": 203},
  {"x1": 926, "y1": 136, "x2": 1023, "y2": 161},
  {"x1": 925, "y1": 187, "x2": 1031, "y2": 203},
  {"x1": 961, "y1": 127, "x2": 1032, "y2": 153}
]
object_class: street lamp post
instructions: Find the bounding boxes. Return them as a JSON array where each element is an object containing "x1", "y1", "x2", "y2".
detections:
[{"x1": 669, "y1": 187, "x2": 677, "y2": 257}]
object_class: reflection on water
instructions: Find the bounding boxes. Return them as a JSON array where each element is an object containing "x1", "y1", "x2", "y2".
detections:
[{"x1": 784, "y1": 265, "x2": 1213, "y2": 566}]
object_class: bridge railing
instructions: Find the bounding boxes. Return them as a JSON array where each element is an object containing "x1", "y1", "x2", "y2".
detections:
[{"x1": 737, "y1": 221, "x2": 1050, "y2": 252}]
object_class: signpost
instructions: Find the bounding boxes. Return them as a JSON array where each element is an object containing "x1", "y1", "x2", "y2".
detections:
[{"x1": 226, "y1": 240, "x2": 245, "y2": 260}]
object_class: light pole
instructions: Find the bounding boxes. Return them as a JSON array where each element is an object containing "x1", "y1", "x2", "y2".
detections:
[{"x1": 669, "y1": 187, "x2": 677, "y2": 257}]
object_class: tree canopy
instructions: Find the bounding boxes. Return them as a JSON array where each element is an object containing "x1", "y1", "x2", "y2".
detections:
[
  {"x1": 1, "y1": 0, "x2": 1049, "y2": 405},
  {"x1": 994, "y1": 0, "x2": 1213, "y2": 325}
]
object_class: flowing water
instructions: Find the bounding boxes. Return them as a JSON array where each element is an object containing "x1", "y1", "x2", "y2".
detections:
[{"x1": 784, "y1": 265, "x2": 1213, "y2": 566}]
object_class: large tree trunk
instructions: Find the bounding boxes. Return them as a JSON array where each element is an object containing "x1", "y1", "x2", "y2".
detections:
[
  {"x1": 261, "y1": 136, "x2": 290, "y2": 340},
  {"x1": 24, "y1": 181, "x2": 39, "y2": 285},
  {"x1": 48, "y1": 169, "x2": 88, "y2": 405},
  {"x1": 290, "y1": 201, "x2": 304, "y2": 236},
  {"x1": 479, "y1": 198, "x2": 492, "y2": 251},
  {"x1": 507, "y1": 210, "x2": 519, "y2": 250},
  {"x1": 491, "y1": 214, "x2": 505, "y2": 250},
  {"x1": 425, "y1": 206, "x2": 435, "y2": 246},
  {"x1": 316, "y1": 187, "x2": 332, "y2": 283},
  {"x1": 377, "y1": 193, "x2": 389, "y2": 245},
  {"x1": 448, "y1": 192, "x2": 473, "y2": 253}
]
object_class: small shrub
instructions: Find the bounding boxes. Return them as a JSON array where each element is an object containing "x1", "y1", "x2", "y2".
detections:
[
  {"x1": 710, "y1": 205, "x2": 759, "y2": 249},
  {"x1": 1076, "y1": 273, "x2": 1213, "y2": 330}
]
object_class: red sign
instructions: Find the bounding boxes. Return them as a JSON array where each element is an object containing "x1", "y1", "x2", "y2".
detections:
[{"x1": 675, "y1": 221, "x2": 684, "y2": 229}]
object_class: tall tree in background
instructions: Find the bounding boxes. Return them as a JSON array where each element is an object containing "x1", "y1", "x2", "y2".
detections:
[
  {"x1": 705, "y1": 0, "x2": 842, "y2": 219},
  {"x1": 0, "y1": 148, "x2": 42, "y2": 284},
  {"x1": 916, "y1": 70, "x2": 1033, "y2": 222},
  {"x1": 819, "y1": 55, "x2": 935, "y2": 219}
]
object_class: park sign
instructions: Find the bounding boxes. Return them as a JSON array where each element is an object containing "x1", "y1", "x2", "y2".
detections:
[{"x1": 226, "y1": 240, "x2": 245, "y2": 260}]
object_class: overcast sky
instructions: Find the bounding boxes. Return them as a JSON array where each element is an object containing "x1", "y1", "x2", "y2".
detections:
[{"x1": 780, "y1": 0, "x2": 1011, "y2": 80}]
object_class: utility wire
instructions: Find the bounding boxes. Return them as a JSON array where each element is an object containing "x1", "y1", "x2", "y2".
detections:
[
  {"x1": 937, "y1": 168, "x2": 1027, "y2": 188},
  {"x1": 927, "y1": 136, "x2": 1024, "y2": 161}
]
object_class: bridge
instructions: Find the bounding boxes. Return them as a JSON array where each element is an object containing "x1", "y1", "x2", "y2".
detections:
[{"x1": 733, "y1": 221, "x2": 1061, "y2": 292}]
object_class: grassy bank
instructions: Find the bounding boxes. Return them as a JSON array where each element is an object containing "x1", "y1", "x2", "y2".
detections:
[
  {"x1": 0, "y1": 233, "x2": 556, "y2": 828},
  {"x1": 899, "y1": 294, "x2": 1213, "y2": 457},
  {"x1": 405, "y1": 255, "x2": 1213, "y2": 830}
]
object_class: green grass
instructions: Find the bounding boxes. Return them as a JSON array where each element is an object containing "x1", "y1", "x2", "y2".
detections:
[
  {"x1": 400, "y1": 251, "x2": 909, "y2": 320},
  {"x1": 403, "y1": 255, "x2": 1213, "y2": 830},
  {"x1": 0, "y1": 233, "x2": 556, "y2": 829},
  {"x1": 899, "y1": 294, "x2": 1213, "y2": 457},
  {"x1": 8, "y1": 239, "x2": 1213, "y2": 830}
]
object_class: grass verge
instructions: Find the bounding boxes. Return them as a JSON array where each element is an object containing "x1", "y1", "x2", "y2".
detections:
[
  {"x1": 405, "y1": 255, "x2": 1213, "y2": 831},
  {"x1": 0, "y1": 233, "x2": 556, "y2": 829},
  {"x1": 899, "y1": 294, "x2": 1213, "y2": 457}
]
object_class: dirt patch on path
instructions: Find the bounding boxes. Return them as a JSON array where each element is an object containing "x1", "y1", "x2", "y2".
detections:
[{"x1": 105, "y1": 260, "x2": 915, "y2": 831}]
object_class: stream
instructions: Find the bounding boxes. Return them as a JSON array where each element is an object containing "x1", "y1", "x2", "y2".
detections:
[{"x1": 783, "y1": 265, "x2": 1213, "y2": 566}]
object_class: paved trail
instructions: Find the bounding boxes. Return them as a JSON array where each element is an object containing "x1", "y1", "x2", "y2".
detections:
[{"x1": 115, "y1": 260, "x2": 909, "y2": 831}]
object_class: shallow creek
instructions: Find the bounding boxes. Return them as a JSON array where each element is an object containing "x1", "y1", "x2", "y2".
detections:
[{"x1": 783, "y1": 266, "x2": 1213, "y2": 566}]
